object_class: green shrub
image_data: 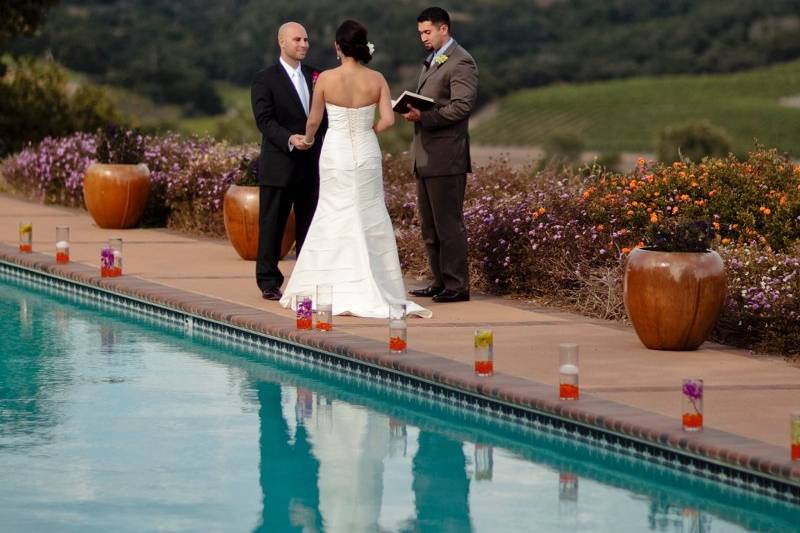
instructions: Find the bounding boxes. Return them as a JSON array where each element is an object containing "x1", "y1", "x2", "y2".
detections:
[
  {"x1": 543, "y1": 130, "x2": 584, "y2": 164},
  {"x1": 656, "y1": 120, "x2": 731, "y2": 163},
  {"x1": 0, "y1": 56, "x2": 122, "y2": 156},
  {"x1": 593, "y1": 152, "x2": 621, "y2": 170}
]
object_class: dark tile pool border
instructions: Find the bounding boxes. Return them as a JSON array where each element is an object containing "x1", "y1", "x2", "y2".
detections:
[{"x1": 1, "y1": 245, "x2": 798, "y2": 505}]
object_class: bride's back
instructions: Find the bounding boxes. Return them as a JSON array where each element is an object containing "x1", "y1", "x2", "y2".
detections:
[{"x1": 323, "y1": 65, "x2": 382, "y2": 109}]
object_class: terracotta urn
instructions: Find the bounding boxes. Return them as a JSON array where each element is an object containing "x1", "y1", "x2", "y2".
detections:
[
  {"x1": 83, "y1": 163, "x2": 151, "y2": 229},
  {"x1": 623, "y1": 248, "x2": 726, "y2": 350},
  {"x1": 222, "y1": 184, "x2": 295, "y2": 260}
]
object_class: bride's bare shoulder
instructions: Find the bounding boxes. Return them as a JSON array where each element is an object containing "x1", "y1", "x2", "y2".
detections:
[
  {"x1": 365, "y1": 67, "x2": 385, "y2": 79},
  {"x1": 363, "y1": 68, "x2": 386, "y2": 86}
]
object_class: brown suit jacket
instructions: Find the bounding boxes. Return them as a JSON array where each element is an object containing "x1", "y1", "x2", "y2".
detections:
[{"x1": 412, "y1": 40, "x2": 478, "y2": 178}]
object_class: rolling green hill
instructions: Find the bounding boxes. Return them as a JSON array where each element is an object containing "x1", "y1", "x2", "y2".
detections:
[{"x1": 471, "y1": 59, "x2": 800, "y2": 156}]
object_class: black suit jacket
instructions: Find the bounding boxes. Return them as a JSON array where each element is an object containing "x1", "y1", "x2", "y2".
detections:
[{"x1": 250, "y1": 63, "x2": 327, "y2": 187}]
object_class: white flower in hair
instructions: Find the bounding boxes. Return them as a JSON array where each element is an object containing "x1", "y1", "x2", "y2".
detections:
[{"x1": 367, "y1": 42, "x2": 375, "y2": 55}]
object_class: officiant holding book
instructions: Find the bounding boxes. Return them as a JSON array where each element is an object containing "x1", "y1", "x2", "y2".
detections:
[{"x1": 402, "y1": 7, "x2": 478, "y2": 303}]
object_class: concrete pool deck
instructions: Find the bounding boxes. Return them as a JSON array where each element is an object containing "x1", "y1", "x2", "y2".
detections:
[{"x1": 1, "y1": 193, "x2": 798, "y2": 492}]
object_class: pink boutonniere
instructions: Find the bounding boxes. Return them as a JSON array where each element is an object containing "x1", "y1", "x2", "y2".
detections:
[{"x1": 312, "y1": 71, "x2": 320, "y2": 85}]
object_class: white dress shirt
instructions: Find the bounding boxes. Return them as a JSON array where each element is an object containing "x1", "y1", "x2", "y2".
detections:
[{"x1": 280, "y1": 57, "x2": 310, "y2": 115}]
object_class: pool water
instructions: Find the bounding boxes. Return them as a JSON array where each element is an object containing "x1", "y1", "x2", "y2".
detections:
[{"x1": 0, "y1": 277, "x2": 798, "y2": 532}]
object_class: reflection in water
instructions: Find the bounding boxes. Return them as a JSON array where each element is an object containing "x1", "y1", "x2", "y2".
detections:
[
  {"x1": 649, "y1": 502, "x2": 713, "y2": 533},
  {"x1": 100, "y1": 322, "x2": 118, "y2": 353},
  {"x1": 2, "y1": 278, "x2": 799, "y2": 532},
  {"x1": 411, "y1": 432, "x2": 473, "y2": 533},
  {"x1": 388, "y1": 418, "x2": 407, "y2": 458},
  {"x1": 558, "y1": 472, "x2": 578, "y2": 502},
  {"x1": 0, "y1": 294, "x2": 72, "y2": 448},
  {"x1": 19, "y1": 298, "x2": 31, "y2": 338},
  {"x1": 255, "y1": 382, "x2": 322, "y2": 533},
  {"x1": 310, "y1": 399, "x2": 390, "y2": 531},
  {"x1": 558, "y1": 471, "x2": 579, "y2": 525},
  {"x1": 474, "y1": 444, "x2": 493, "y2": 481}
]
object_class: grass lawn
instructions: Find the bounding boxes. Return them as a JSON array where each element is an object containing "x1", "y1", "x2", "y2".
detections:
[{"x1": 471, "y1": 59, "x2": 800, "y2": 156}]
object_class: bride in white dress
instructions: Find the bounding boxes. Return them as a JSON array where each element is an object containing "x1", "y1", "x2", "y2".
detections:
[{"x1": 280, "y1": 20, "x2": 431, "y2": 318}]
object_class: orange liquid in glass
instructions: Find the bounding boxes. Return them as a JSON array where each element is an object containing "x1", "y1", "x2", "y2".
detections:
[
  {"x1": 56, "y1": 251, "x2": 69, "y2": 264},
  {"x1": 791, "y1": 444, "x2": 800, "y2": 461},
  {"x1": 19, "y1": 244, "x2": 32, "y2": 253},
  {"x1": 559, "y1": 383, "x2": 580, "y2": 400},
  {"x1": 296, "y1": 317, "x2": 312, "y2": 330},
  {"x1": 316, "y1": 321, "x2": 332, "y2": 331},
  {"x1": 101, "y1": 266, "x2": 122, "y2": 278},
  {"x1": 389, "y1": 337, "x2": 407, "y2": 352},
  {"x1": 682, "y1": 413, "x2": 703, "y2": 429},
  {"x1": 474, "y1": 360, "x2": 493, "y2": 376}
]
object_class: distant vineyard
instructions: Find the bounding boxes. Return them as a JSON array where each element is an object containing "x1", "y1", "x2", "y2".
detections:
[{"x1": 472, "y1": 60, "x2": 800, "y2": 157}]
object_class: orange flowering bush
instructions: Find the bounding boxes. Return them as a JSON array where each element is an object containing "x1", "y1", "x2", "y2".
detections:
[
  {"x1": 581, "y1": 148, "x2": 800, "y2": 254},
  {"x1": 387, "y1": 147, "x2": 799, "y2": 355}
]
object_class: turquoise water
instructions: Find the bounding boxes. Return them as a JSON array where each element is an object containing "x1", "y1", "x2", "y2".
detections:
[{"x1": 0, "y1": 277, "x2": 798, "y2": 532}]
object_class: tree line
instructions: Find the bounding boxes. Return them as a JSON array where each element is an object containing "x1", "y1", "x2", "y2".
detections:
[{"x1": 8, "y1": 0, "x2": 800, "y2": 115}]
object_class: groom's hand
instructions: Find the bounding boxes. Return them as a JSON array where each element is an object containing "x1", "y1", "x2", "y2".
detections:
[
  {"x1": 402, "y1": 104, "x2": 421, "y2": 122},
  {"x1": 290, "y1": 134, "x2": 311, "y2": 150}
]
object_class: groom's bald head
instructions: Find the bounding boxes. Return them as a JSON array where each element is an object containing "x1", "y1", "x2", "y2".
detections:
[{"x1": 278, "y1": 22, "x2": 309, "y2": 64}]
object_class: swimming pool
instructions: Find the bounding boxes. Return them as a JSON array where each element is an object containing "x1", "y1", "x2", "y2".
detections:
[{"x1": 1, "y1": 275, "x2": 798, "y2": 532}]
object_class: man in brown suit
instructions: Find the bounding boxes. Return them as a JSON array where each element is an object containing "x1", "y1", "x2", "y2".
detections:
[{"x1": 403, "y1": 7, "x2": 478, "y2": 303}]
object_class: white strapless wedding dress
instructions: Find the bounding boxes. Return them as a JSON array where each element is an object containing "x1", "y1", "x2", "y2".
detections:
[{"x1": 280, "y1": 103, "x2": 432, "y2": 318}]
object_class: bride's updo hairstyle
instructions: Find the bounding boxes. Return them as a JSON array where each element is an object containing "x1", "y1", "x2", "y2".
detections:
[{"x1": 335, "y1": 20, "x2": 372, "y2": 64}]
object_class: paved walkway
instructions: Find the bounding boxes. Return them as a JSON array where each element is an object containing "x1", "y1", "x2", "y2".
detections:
[{"x1": 1, "y1": 193, "x2": 799, "y2": 465}]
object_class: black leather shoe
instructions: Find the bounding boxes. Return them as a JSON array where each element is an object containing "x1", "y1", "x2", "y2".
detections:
[
  {"x1": 432, "y1": 289, "x2": 470, "y2": 303},
  {"x1": 409, "y1": 285, "x2": 444, "y2": 298},
  {"x1": 261, "y1": 287, "x2": 282, "y2": 301}
]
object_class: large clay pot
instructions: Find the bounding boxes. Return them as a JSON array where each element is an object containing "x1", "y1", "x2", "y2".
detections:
[
  {"x1": 222, "y1": 184, "x2": 295, "y2": 260},
  {"x1": 83, "y1": 163, "x2": 151, "y2": 229},
  {"x1": 623, "y1": 248, "x2": 726, "y2": 350}
]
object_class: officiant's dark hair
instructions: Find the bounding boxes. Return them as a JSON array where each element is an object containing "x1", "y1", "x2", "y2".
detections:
[
  {"x1": 417, "y1": 7, "x2": 451, "y2": 32},
  {"x1": 335, "y1": 20, "x2": 372, "y2": 64}
]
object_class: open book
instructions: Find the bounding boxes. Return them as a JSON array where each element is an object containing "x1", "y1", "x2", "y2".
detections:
[{"x1": 391, "y1": 91, "x2": 435, "y2": 113}]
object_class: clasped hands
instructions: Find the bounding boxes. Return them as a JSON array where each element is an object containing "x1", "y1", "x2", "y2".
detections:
[{"x1": 290, "y1": 134, "x2": 315, "y2": 150}]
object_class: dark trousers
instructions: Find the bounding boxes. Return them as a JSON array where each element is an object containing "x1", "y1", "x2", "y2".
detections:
[
  {"x1": 256, "y1": 179, "x2": 318, "y2": 291},
  {"x1": 416, "y1": 173, "x2": 469, "y2": 292}
]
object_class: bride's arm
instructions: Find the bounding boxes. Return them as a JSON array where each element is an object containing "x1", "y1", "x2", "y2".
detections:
[
  {"x1": 303, "y1": 74, "x2": 326, "y2": 144},
  {"x1": 373, "y1": 75, "x2": 395, "y2": 134}
]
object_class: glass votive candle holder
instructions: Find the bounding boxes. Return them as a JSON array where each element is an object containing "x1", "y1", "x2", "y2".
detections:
[
  {"x1": 19, "y1": 221, "x2": 33, "y2": 252},
  {"x1": 474, "y1": 327, "x2": 493, "y2": 376},
  {"x1": 791, "y1": 412, "x2": 800, "y2": 461},
  {"x1": 559, "y1": 343, "x2": 580, "y2": 400},
  {"x1": 315, "y1": 284, "x2": 333, "y2": 331},
  {"x1": 55, "y1": 226, "x2": 70, "y2": 264},
  {"x1": 681, "y1": 378, "x2": 704, "y2": 432},
  {"x1": 389, "y1": 303, "x2": 407, "y2": 353},
  {"x1": 295, "y1": 292, "x2": 313, "y2": 330},
  {"x1": 101, "y1": 238, "x2": 123, "y2": 277}
]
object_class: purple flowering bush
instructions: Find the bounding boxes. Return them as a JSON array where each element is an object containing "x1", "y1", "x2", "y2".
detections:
[
  {"x1": 716, "y1": 244, "x2": 800, "y2": 355},
  {"x1": 1, "y1": 133, "x2": 96, "y2": 206},
  {"x1": 3, "y1": 133, "x2": 798, "y2": 356},
  {"x1": 1, "y1": 131, "x2": 257, "y2": 233},
  {"x1": 164, "y1": 141, "x2": 257, "y2": 235}
]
